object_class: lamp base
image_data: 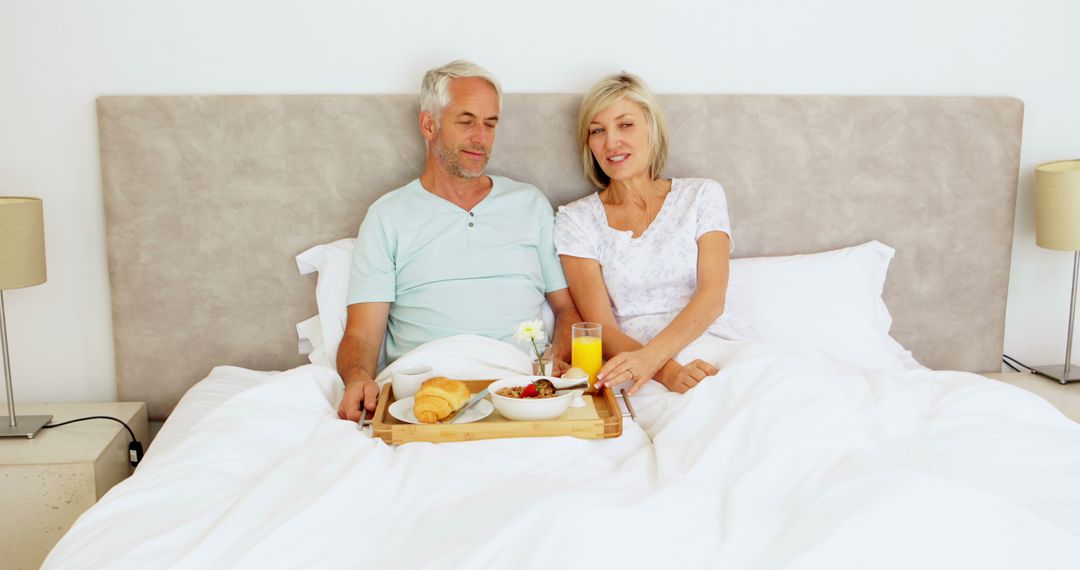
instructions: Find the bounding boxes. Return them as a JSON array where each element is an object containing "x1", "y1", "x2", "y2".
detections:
[
  {"x1": 1031, "y1": 364, "x2": 1080, "y2": 385},
  {"x1": 0, "y1": 414, "x2": 52, "y2": 438}
]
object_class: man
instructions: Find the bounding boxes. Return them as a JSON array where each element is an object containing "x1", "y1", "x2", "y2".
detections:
[{"x1": 337, "y1": 60, "x2": 581, "y2": 422}]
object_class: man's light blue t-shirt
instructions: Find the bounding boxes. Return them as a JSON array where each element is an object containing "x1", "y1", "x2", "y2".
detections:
[{"x1": 347, "y1": 176, "x2": 568, "y2": 363}]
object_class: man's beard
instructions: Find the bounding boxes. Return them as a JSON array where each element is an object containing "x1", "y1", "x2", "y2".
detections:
[{"x1": 433, "y1": 130, "x2": 489, "y2": 179}]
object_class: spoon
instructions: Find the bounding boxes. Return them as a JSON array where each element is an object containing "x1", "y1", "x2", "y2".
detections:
[{"x1": 534, "y1": 374, "x2": 588, "y2": 408}]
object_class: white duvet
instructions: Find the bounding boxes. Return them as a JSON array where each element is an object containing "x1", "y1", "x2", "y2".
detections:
[{"x1": 44, "y1": 335, "x2": 1080, "y2": 569}]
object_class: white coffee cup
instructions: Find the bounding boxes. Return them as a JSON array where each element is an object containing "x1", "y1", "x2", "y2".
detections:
[{"x1": 391, "y1": 364, "x2": 435, "y2": 399}]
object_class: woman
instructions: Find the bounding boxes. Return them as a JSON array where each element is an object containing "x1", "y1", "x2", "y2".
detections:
[{"x1": 554, "y1": 72, "x2": 745, "y2": 395}]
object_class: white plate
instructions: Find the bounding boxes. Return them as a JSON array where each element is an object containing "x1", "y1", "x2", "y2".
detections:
[{"x1": 389, "y1": 396, "x2": 494, "y2": 425}]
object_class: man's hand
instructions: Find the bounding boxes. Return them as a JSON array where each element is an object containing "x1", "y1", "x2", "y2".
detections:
[
  {"x1": 338, "y1": 378, "x2": 380, "y2": 422},
  {"x1": 543, "y1": 343, "x2": 571, "y2": 377},
  {"x1": 551, "y1": 356, "x2": 570, "y2": 377},
  {"x1": 336, "y1": 303, "x2": 390, "y2": 423}
]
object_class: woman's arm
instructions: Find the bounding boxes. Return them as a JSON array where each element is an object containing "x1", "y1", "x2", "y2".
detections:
[
  {"x1": 597, "y1": 231, "x2": 730, "y2": 393},
  {"x1": 560, "y1": 255, "x2": 641, "y2": 353},
  {"x1": 638, "y1": 231, "x2": 730, "y2": 362},
  {"x1": 560, "y1": 254, "x2": 687, "y2": 386}
]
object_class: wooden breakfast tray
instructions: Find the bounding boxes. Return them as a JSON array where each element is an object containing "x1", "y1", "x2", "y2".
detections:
[{"x1": 371, "y1": 379, "x2": 622, "y2": 444}]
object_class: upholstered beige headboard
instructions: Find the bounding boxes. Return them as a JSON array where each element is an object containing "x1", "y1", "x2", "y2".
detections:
[{"x1": 97, "y1": 94, "x2": 1023, "y2": 420}]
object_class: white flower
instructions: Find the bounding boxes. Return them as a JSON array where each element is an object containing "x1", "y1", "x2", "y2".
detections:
[{"x1": 513, "y1": 320, "x2": 546, "y2": 343}]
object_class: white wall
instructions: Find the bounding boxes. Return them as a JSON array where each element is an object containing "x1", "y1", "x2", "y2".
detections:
[{"x1": 1, "y1": 0, "x2": 1078, "y2": 406}]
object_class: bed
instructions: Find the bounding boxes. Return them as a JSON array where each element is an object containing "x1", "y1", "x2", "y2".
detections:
[{"x1": 41, "y1": 94, "x2": 1080, "y2": 568}]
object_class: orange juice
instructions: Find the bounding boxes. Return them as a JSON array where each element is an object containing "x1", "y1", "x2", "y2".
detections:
[{"x1": 572, "y1": 335, "x2": 603, "y2": 390}]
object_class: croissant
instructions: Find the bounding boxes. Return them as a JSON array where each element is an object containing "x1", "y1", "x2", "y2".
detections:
[{"x1": 413, "y1": 377, "x2": 471, "y2": 424}]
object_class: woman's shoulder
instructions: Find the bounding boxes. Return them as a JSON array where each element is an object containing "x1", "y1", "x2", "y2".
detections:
[
  {"x1": 672, "y1": 178, "x2": 728, "y2": 208},
  {"x1": 672, "y1": 177, "x2": 725, "y2": 193},
  {"x1": 555, "y1": 192, "x2": 601, "y2": 221}
]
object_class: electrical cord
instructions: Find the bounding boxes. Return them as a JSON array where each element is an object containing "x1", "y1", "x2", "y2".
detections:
[
  {"x1": 1002, "y1": 354, "x2": 1036, "y2": 373},
  {"x1": 42, "y1": 415, "x2": 144, "y2": 466}
]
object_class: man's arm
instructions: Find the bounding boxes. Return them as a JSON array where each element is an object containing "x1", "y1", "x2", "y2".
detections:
[
  {"x1": 336, "y1": 302, "x2": 390, "y2": 422},
  {"x1": 545, "y1": 288, "x2": 581, "y2": 366}
]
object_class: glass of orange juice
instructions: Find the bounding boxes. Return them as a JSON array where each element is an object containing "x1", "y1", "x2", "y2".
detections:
[{"x1": 571, "y1": 322, "x2": 603, "y2": 392}]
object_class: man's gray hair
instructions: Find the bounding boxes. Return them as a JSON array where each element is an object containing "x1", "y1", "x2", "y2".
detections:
[{"x1": 420, "y1": 60, "x2": 502, "y2": 119}]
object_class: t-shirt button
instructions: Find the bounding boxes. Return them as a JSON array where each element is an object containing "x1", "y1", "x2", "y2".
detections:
[
  {"x1": 469, "y1": 212, "x2": 475, "y2": 216},
  {"x1": 468, "y1": 222, "x2": 475, "y2": 227}
]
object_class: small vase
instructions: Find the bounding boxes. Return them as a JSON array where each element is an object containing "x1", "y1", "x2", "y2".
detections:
[{"x1": 532, "y1": 357, "x2": 553, "y2": 376}]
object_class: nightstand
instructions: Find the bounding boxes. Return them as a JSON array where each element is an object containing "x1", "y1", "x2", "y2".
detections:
[
  {"x1": 982, "y1": 372, "x2": 1080, "y2": 422},
  {"x1": 0, "y1": 402, "x2": 149, "y2": 570}
]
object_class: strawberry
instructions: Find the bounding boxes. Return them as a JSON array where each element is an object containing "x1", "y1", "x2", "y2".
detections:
[{"x1": 521, "y1": 383, "x2": 538, "y2": 398}]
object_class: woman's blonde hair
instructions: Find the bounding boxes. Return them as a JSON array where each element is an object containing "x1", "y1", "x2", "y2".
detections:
[{"x1": 578, "y1": 72, "x2": 669, "y2": 189}]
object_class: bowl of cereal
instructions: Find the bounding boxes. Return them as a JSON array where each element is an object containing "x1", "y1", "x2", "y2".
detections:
[{"x1": 488, "y1": 376, "x2": 578, "y2": 421}]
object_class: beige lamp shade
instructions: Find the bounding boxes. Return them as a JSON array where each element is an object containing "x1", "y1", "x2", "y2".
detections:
[
  {"x1": 0, "y1": 197, "x2": 47, "y2": 289},
  {"x1": 1036, "y1": 160, "x2": 1080, "y2": 251}
]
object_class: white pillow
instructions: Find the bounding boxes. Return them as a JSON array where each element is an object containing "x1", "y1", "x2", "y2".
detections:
[
  {"x1": 295, "y1": 314, "x2": 320, "y2": 356},
  {"x1": 296, "y1": 238, "x2": 356, "y2": 369},
  {"x1": 725, "y1": 240, "x2": 923, "y2": 371}
]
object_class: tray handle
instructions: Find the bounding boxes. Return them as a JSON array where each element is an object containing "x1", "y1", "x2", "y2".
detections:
[{"x1": 618, "y1": 388, "x2": 637, "y2": 421}]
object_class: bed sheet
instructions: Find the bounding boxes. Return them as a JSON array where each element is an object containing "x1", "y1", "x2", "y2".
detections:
[
  {"x1": 44, "y1": 335, "x2": 1080, "y2": 569},
  {"x1": 146, "y1": 366, "x2": 274, "y2": 460}
]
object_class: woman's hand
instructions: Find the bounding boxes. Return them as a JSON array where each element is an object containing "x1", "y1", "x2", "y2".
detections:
[
  {"x1": 658, "y1": 359, "x2": 719, "y2": 394},
  {"x1": 596, "y1": 347, "x2": 667, "y2": 395}
]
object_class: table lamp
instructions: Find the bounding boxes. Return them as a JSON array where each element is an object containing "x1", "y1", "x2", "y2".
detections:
[
  {"x1": 1033, "y1": 159, "x2": 1080, "y2": 384},
  {"x1": 0, "y1": 196, "x2": 50, "y2": 438}
]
